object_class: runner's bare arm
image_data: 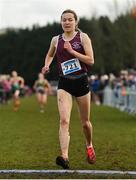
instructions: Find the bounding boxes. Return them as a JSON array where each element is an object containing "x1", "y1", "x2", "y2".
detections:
[{"x1": 42, "y1": 36, "x2": 57, "y2": 74}]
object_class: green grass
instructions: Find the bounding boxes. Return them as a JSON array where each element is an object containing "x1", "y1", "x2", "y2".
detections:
[{"x1": 0, "y1": 95, "x2": 136, "y2": 178}]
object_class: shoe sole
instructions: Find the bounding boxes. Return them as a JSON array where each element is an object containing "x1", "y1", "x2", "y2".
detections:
[
  {"x1": 56, "y1": 157, "x2": 69, "y2": 169},
  {"x1": 56, "y1": 161, "x2": 69, "y2": 169},
  {"x1": 87, "y1": 156, "x2": 96, "y2": 164}
]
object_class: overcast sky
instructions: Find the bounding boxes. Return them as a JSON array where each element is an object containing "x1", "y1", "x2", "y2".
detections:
[{"x1": 0, "y1": 0, "x2": 136, "y2": 29}]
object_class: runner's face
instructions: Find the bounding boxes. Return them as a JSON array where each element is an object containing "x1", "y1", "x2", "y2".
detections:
[{"x1": 61, "y1": 13, "x2": 77, "y2": 32}]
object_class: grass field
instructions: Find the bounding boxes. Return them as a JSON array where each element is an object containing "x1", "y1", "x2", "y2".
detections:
[{"x1": 0, "y1": 95, "x2": 136, "y2": 178}]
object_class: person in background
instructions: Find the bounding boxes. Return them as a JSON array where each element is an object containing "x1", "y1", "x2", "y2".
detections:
[
  {"x1": 10, "y1": 71, "x2": 24, "y2": 111},
  {"x1": 33, "y1": 73, "x2": 51, "y2": 113},
  {"x1": 1, "y1": 75, "x2": 12, "y2": 104}
]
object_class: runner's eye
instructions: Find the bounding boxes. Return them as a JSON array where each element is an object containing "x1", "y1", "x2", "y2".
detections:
[
  {"x1": 68, "y1": 18, "x2": 73, "y2": 22},
  {"x1": 62, "y1": 18, "x2": 73, "y2": 23}
]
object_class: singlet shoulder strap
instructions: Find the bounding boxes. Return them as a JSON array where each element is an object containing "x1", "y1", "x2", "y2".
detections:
[
  {"x1": 74, "y1": 31, "x2": 83, "y2": 44},
  {"x1": 59, "y1": 34, "x2": 63, "y2": 40},
  {"x1": 79, "y1": 31, "x2": 83, "y2": 44},
  {"x1": 55, "y1": 34, "x2": 63, "y2": 49}
]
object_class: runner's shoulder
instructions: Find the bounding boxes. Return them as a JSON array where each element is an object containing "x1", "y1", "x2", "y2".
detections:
[{"x1": 51, "y1": 36, "x2": 59, "y2": 46}]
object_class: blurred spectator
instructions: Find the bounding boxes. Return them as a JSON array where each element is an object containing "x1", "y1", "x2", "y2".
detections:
[
  {"x1": 2, "y1": 75, "x2": 12, "y2": 103},
  {"x1": 89, "y1": 75, "x2": 100, "y2": 105}
]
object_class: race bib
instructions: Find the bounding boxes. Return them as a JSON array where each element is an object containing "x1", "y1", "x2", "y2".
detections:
[{"x1": 61, "y1": 58, "x2": 81, "y2": 75}]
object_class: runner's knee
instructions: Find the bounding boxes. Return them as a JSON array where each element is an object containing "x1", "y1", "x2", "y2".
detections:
[
  {"x1": 82, "y1": 120, "x2": 91, "y2": 129},
  {"x1": 60, "y1": 118, "x2": 69, "y2": 128}
]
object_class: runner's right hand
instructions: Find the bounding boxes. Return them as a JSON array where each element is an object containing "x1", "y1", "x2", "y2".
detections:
[{"x1": 42, "y1": 65, "x2": 50, "y2": 74}]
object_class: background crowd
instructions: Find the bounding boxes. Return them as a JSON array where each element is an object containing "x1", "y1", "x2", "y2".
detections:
[{"x1": 1, "y1": 69, "x2": 136, "y2": 111}]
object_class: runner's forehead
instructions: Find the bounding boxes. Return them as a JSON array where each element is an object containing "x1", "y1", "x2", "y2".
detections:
[{"x1": 61, "y1": 13, "x2": 75, "y2": 20}]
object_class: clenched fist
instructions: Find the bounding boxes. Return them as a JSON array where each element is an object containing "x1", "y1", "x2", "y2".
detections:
[{"x1": 42, "y1": 65, "x2": 50, "y2": 74}]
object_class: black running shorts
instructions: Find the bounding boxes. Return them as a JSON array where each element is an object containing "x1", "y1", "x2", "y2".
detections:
[{"x1": 58, "y1": 75, "x2": 90, "y2": 97}]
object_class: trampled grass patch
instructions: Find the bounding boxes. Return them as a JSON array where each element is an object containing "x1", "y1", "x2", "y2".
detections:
[{"x1": 0, "y1": 95, "x2": 136, "y2": 178}]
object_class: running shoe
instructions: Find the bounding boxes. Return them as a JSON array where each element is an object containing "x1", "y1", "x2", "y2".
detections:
[
  {"x1": 56, "y1": 156, "x2": 69, "y2": 169},
  {"x1": 86, "y1": 146, "x2": 96, "y2": 164}
]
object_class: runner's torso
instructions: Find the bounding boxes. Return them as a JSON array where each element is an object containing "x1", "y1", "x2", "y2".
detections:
[{"x1": 56, "y1": 31, "x2": 88, "y2": 76}]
